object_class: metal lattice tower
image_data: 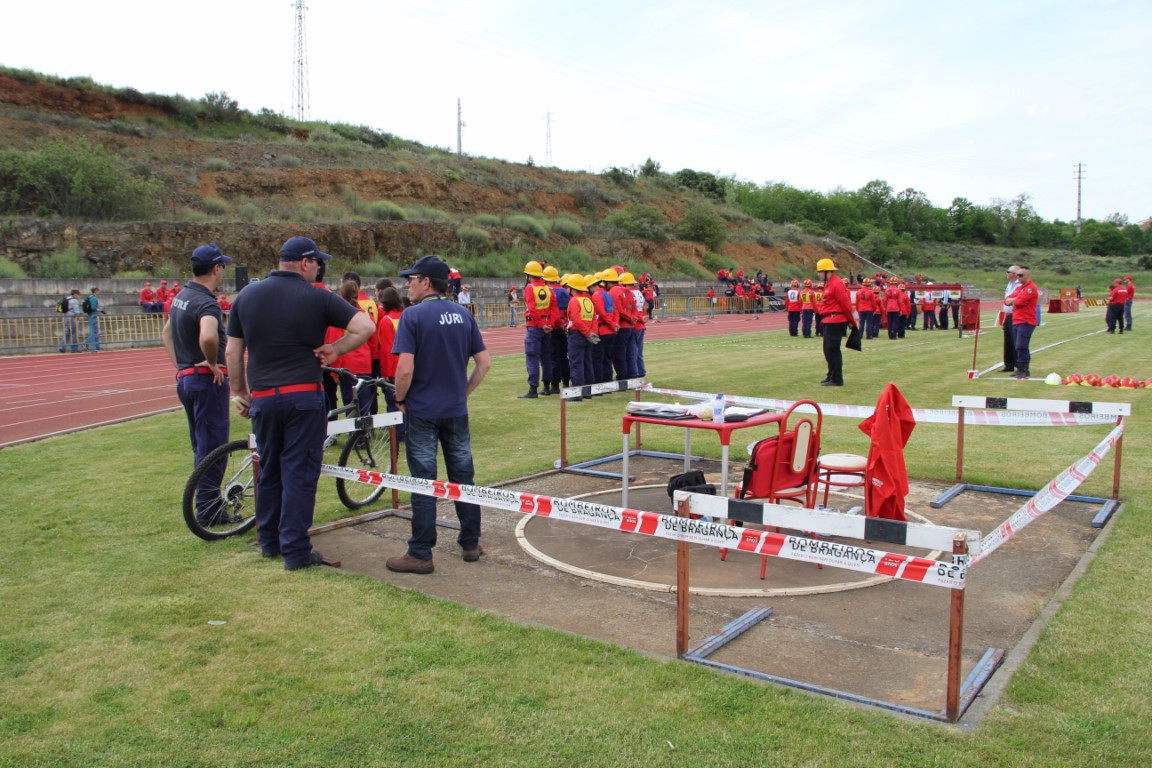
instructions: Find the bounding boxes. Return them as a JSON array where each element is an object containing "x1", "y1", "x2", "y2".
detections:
[
  {"x1": 292, "y1": 0, "x2": 310, "y2": 120},
  {"x1": 544, "y1": 109, "x2": 553, "y2": 166}
]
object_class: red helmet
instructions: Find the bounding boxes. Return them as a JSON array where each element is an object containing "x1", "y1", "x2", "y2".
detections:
[
  {"x1": 790, "y1": 279, "x2": 799, "y2": 287},
  {"x1": 803, "y1": 279, "x2": 813, "y2": 287}
]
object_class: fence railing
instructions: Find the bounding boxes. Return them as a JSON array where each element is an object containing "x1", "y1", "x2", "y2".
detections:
[{"x1": 1, "y1": 297, "x2": 786, "y2": 355}]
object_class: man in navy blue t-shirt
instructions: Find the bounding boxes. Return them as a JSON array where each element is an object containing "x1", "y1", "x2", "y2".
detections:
[
  {"x1": 226, "y1": 236, "x2": 376, "y2": 571},
  {"x1": 386, "y1": 255, "x2": 491, "y2": 574}
]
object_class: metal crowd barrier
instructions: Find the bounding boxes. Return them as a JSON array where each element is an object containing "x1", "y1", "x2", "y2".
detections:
[{"x1": 0, "y1": 296, "x2": 786, "y2": 355}]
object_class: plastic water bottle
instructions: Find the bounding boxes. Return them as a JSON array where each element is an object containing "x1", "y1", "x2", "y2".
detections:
[{"x1": 712, "y1": 393, "x2": 725, "y2": 423}]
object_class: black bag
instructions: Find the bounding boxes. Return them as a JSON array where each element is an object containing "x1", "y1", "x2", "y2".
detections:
[
  {"x1": 666, "y1": 470, "x2": 717, "y2": 500},
  {"x1": 56, "y1": 295, "x2": 69, "y2": 313},
  {"x1": 81, "y1": 296, "x2": 93, "y2": 314},
  {"x1": 846, "y1": 325, "x2": 862, "y2": 351}
]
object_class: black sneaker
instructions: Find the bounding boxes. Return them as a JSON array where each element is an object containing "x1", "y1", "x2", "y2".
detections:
[{"x1": 285, "y1": 550, "x2": 325, "y2": 571}]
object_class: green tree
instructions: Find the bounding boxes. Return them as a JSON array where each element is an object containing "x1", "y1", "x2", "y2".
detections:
[
  {"x1": 1073, "y1": 220, "x2": 1132, "y2": 256},
  {"x1": 673, "y1": 169, "x2": 726, "y2": 201}
]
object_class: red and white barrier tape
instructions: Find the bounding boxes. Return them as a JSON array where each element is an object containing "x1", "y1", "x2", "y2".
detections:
[
  {"x1": 320, "y1": 463, "x2": 968, "y2": 589},
  {"x1": 635, "y1": 385, "x2": 1118, "y2": 426},
  {"x1": 971, "y1": 421, "x2": 1124, "y2": 564}
]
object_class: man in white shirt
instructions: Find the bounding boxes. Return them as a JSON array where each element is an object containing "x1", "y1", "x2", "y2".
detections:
[{"x1": 1001, "y1": 266, "x2": 1022, "y2": 373}]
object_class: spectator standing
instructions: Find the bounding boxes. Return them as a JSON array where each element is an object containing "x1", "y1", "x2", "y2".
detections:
[
  {"x1": 83, "y1": 287, "x2": 106, "y2": 351},
  {"x1": 815, "y1": 258, "x2": 857, "y2": 387},
  {"x1": 385, "y1": 255, "x2": 491, "y2": 574},
  {"x1": 59, "y1": 289, "x2": 83, "y2": 353},
  {"x1": 1000, "y1": 266, "x2": 1022, "y2": 373},
  {"x1": 1010, "y1": 267, "x2": 1039, "y2": 379},
  {"x1": 457, "y1": 284, "x2": 472, "y2": 305},
  {"x1": 226, "y1": 236, "x2": 375, "y2": 571},
  {"x1": 506, "y1": 285, "x2": 519, "y2": 327},
  {"x1": 162, "y1": 244, "x2": 234, "y2": 526},
  {"x1": 1106, "y1": 279, "x2": 1128, "y2": 334},
  {"x1": 1123, "y1": 275, "x2": 1135, "y2": 332}
]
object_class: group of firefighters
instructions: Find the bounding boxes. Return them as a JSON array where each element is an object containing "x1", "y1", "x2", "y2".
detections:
[
  {"x1": 518, "y1": 261, "x2": 648, "y2": 400},
  {"x1": 784, "y1": 274, "x2": 959, "y2": 341}
]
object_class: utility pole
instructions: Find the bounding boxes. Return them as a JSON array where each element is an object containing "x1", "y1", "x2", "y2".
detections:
[
  {"x1": 457, "y1": 98, "x2": 466, "y2": 155},
  {"x1": 292, "y1": 0, "x2": 310, "y2": 120},
  {"x1": 1074, "y1": 162, "x2": 1085, "y2": 236},
  {"x1": 544, "y1": 109, "x2": 553, "y2": 166}
]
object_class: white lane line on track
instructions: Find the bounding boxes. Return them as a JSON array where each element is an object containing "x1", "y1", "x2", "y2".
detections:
[{"x1": 0, "y1": 394, "x2": 179, "y2": 429}]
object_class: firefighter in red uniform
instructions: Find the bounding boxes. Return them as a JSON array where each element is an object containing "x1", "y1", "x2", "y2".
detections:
[
  {"x1": 870, "y1": 281, "x2": 884, "y2": 338},
  {"x1": 139, "y1": 281, "x2": 155, "y2": 313},
  {"x1": 519, "y1": 260, "x2": 556, "y2": 398},
  {"x1": 884, "y1": 277, "x2": 903, "y2": 339},
  {"x1": 622, "y1": 272, "x2": 647, "y2": 378},
  {"x1": 1106, "y1": 278, "x2": 1128, "y2": 334},
  {"x1": 589, "y1": 271, "x2": 619, "y2": 385},
  {"x1": 815, "y1": 258, "x2": 857, "y2": 386},
  {"x1": 785, "y1": 279, "x2": 802, "y2": 336},
  {"x1": 565, "y1": 274, "x2": 599, "y2": 398},
  {"x1": 920, "y1": 291, "x2": 937, "y2": 329},
  {"x1": 813, "y1": 282, "x2": 825, "y2": 336},
  {"x1": 799, "y1": 279, "x2": 816, "y2": 338},
  {"x1": 855, "y1": 278, "x2": 875, "y2": 339},
  {"x1": 608, "y1": 270, "x2": 637, "y2": 379},
  {"x1": 544, "y1": 266, "x2": 570, "y2": 393},
  {"x1": 897, "y1": 283, "x2": 911, "y2": 338}
]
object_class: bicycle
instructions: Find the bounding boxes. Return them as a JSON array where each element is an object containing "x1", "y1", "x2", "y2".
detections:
[{"x1": 182, "y1": 367, "x2": 402, "y2": 541}]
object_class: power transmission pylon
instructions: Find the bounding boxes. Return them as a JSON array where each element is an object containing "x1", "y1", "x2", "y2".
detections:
[
  {"x1": 457, "y1": 98, "x2": 466, "y2": 155},
  {"x1": 1074, "y1": 162, "x2": 1085, "y2": 236},
  {"x1": 292, "y1": 0, "x2": 310, "y2": 120},
  {"x1": 544, "y1": 109, "x2": 553, "y2": 166}
]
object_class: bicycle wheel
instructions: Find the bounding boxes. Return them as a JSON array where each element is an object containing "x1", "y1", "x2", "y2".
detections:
[
  {"x1": 183, "y1": 439, "x2": 258, "y2": 541},
  {"x1": 336, "y1": 427, "x2": 391, "y2": 509}
]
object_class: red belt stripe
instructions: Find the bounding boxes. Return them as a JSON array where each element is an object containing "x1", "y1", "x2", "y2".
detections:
[
  {"x1": 250, "y1": 383, "x2": 323, "y2": 399},
  {"x1": 177, "y1": 366, "x2": 220, "y2": 378}
]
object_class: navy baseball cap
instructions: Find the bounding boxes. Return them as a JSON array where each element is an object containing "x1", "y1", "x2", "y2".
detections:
[
  {"x1": 190, "y1": 243, "x2": 233, "y2": 267},
  {"x1": 399, "y1": 255, "x2": 450, "y2": 281},
  {"x1": 279, "y1": 236, "x2": 331, "y2": 261}
]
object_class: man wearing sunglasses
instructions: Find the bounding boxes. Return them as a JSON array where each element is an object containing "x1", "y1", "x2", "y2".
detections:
[{"x1": 1000, "y1": 266, "x2": 1022, "y2": 373}]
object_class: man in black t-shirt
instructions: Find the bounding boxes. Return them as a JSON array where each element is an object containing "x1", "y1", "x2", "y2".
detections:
[
  {"x1": 162, "y1": 244, "x2": 233, "y2": 525},
  {"x1": 226, "y1": 236, "x2": 376, "y2": 571}
]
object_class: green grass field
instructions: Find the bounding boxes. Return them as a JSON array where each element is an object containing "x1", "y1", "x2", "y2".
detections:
[{"x1": 2, "y1": 305, "x2": 1150, "y2": 767}]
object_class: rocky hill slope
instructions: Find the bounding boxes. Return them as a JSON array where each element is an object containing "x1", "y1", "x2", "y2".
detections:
[{"x1": 0, "y1": 71, "x2": 847, "y2": 277}]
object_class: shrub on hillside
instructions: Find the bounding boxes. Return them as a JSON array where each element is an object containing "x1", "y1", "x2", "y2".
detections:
[
  {"x1": 473, "y1": 214, "x2": 502, "y2": 228},
  {"x1": 202, "y1": 157, "x2": 232, "y2": 171},
  {"x1": 236, "y1": 202, "x2": 261, "y2": 222},
  {"x1": 38, "y1": 245, "x2": 90, "y2": 279},
  {"x1": 0, "y1": 139, "x2": 160, "y2": 220},
  {"x1": 700, "y1": 251, "x2": 733, "y2": 274},
  {"x1": 0, "y1": 258, "x2": 28, "y2": 278},
  {"x1": 456, "y1": 226, "x2": 493, "y2": 252},
  {"x1": 405, "y1": 205, "x2": 452, "y2": 222},
  {"x1": 550, "y1": 216, "x2": 583, "y2": 241},
  {"x1": 277, "y1": 154, "x2": 302, "y2": 168},
  {"x1": 675, "y1": 206, "x2": 726, "y2": 250},
  {"x1": 671, "y1": 258, "x2": 709, "y2": 278},
  {"x1": 605, "y1": 204, "x2": 667, "y2": 241},
  {"x1": 368, "y1": 200, "x2": 407, "y2": 221},
  {"x1": 202, "y1": 197, "x2": 229, "y2": 216},
  {"x1": 505, "y1": 215, "x2": 548, "y2": 239}
]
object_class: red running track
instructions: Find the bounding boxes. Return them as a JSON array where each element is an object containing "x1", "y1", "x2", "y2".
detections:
[{"x1": 6, "y1": 306, "x2": 1002, "y2": 447}]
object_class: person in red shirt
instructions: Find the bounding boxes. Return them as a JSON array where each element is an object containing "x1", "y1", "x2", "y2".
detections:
[
  {"x1": 1010, "y1": 267, "x2": 1039, "y2": 379},
  {"x1": 813, "y1": 282, "x2": 825, "y2": 336},
  {"x1": 217, "y1": 292, "x2": 232, "y2": 311},
  {"x1": 374, "y1": 286, "x2": 406, "y2": 439},
  {"x1": 1106, "y1": 278, "x2": 1128, "y2": 335},
  {"x1": 815, "y1": 258, "x2": 857, "y2": 386},
  {"x1": 1123, "y1": 275, "x2": 1135, "y2": 331},
  {"x1": 920, "y1": 291, "x2": 937, "y2": 329},
  {"x1": 884, "y1": 278, "x2": 903, "y2": 339},
  {"x1": 624, "y1": 272, "x2": 647, "y2": 378},
  {"x1": 565, "y1": 274, "x2": 599, "y2": 396},
  {"x1": 706, "y1": 287, "x2": 717, "y2": 317},
  {"x1": 608, "y1": 271, "x2": 637, "y2": 379},
  {"x1": 590, "y1": 271, "x2": 619, "y2": 385},
  {"x1": 139, "y1": 281, "x2": 155, "y2": 313},
  {"x1": 324, "y1": 280, "x2": 380, "y2": 416},
  {"x1": 155, "y1": 280, "x2": 171, "y2": 305},
  {"x1": 785, "y1": 279, "x2": 802, "y2": 336},
  {"x1": 799, "y1": 279, "x2": 816, "y2": 338},
  {"x1": 855, "y1": 278, "x2": 875, "y2": 338},
  {"x1": 520, "y1": 260, "x2": 555, "y2": 398},
  {"x1": 897, "y1": 284, "x2": 911, "y2": 338}
]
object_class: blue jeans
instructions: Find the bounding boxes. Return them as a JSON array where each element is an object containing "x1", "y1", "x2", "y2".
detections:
[
  {"x1": 86, "y1": 314, "x2": 101, "y2": 350},
  {"x1": 250, "y1": 390, "x2": 327, "y2": 565},
  {"x1": 523, "y1": 326, "x2": 551, "y2": 387},
  {"x1": 404, "y1": 413, "x2": 481, "y2": 560},
  {"x1": 1013, "y1": 323, "x2": 1036, "y2": 371},
  {"x1": 60, "y1": 315, "x2": 80, "y2": 352},
  {"x1": 178, "y1": 373, "x2": 231, "y2": 521}
]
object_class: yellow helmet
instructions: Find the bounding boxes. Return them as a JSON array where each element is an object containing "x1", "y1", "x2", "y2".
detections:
[
  {"x1": 542, "y1": 265, "x2": 560, "y2": 282},
  {"x1": 619, "y1": 272, "x2": 637, "y2": 286},
  {"x1": 598, "y1": 269, "x2": 619, "y2": 283},
  {"x1": 558, "y1": 273, "x2": 571, "y2": 287},
  {"x1": 816, "y1": 257, "x2": 838, "y2": 271},
  {"x1": 585, "y1": 273, "x2": 600, "y2": 286},
  {"x1": 567, "y1": 273, "x2": 588, "y2": 292},
  {"x1": 524, "y1": 260, "x2": 545, "y2": 277}
]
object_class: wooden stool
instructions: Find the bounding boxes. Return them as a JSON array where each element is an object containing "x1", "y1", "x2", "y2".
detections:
[{"x1": 816, "y1": 453, "x2": 867, "y2": 508}]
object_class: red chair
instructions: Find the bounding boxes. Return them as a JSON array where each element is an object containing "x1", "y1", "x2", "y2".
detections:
[{"x1": 721, "y1": 400, "x2": 822, "y2": 578}]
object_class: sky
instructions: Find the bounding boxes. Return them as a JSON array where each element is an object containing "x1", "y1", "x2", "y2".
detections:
[{"x1": 5, "y1": 1, "x2": 1150, "y2": 224}]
